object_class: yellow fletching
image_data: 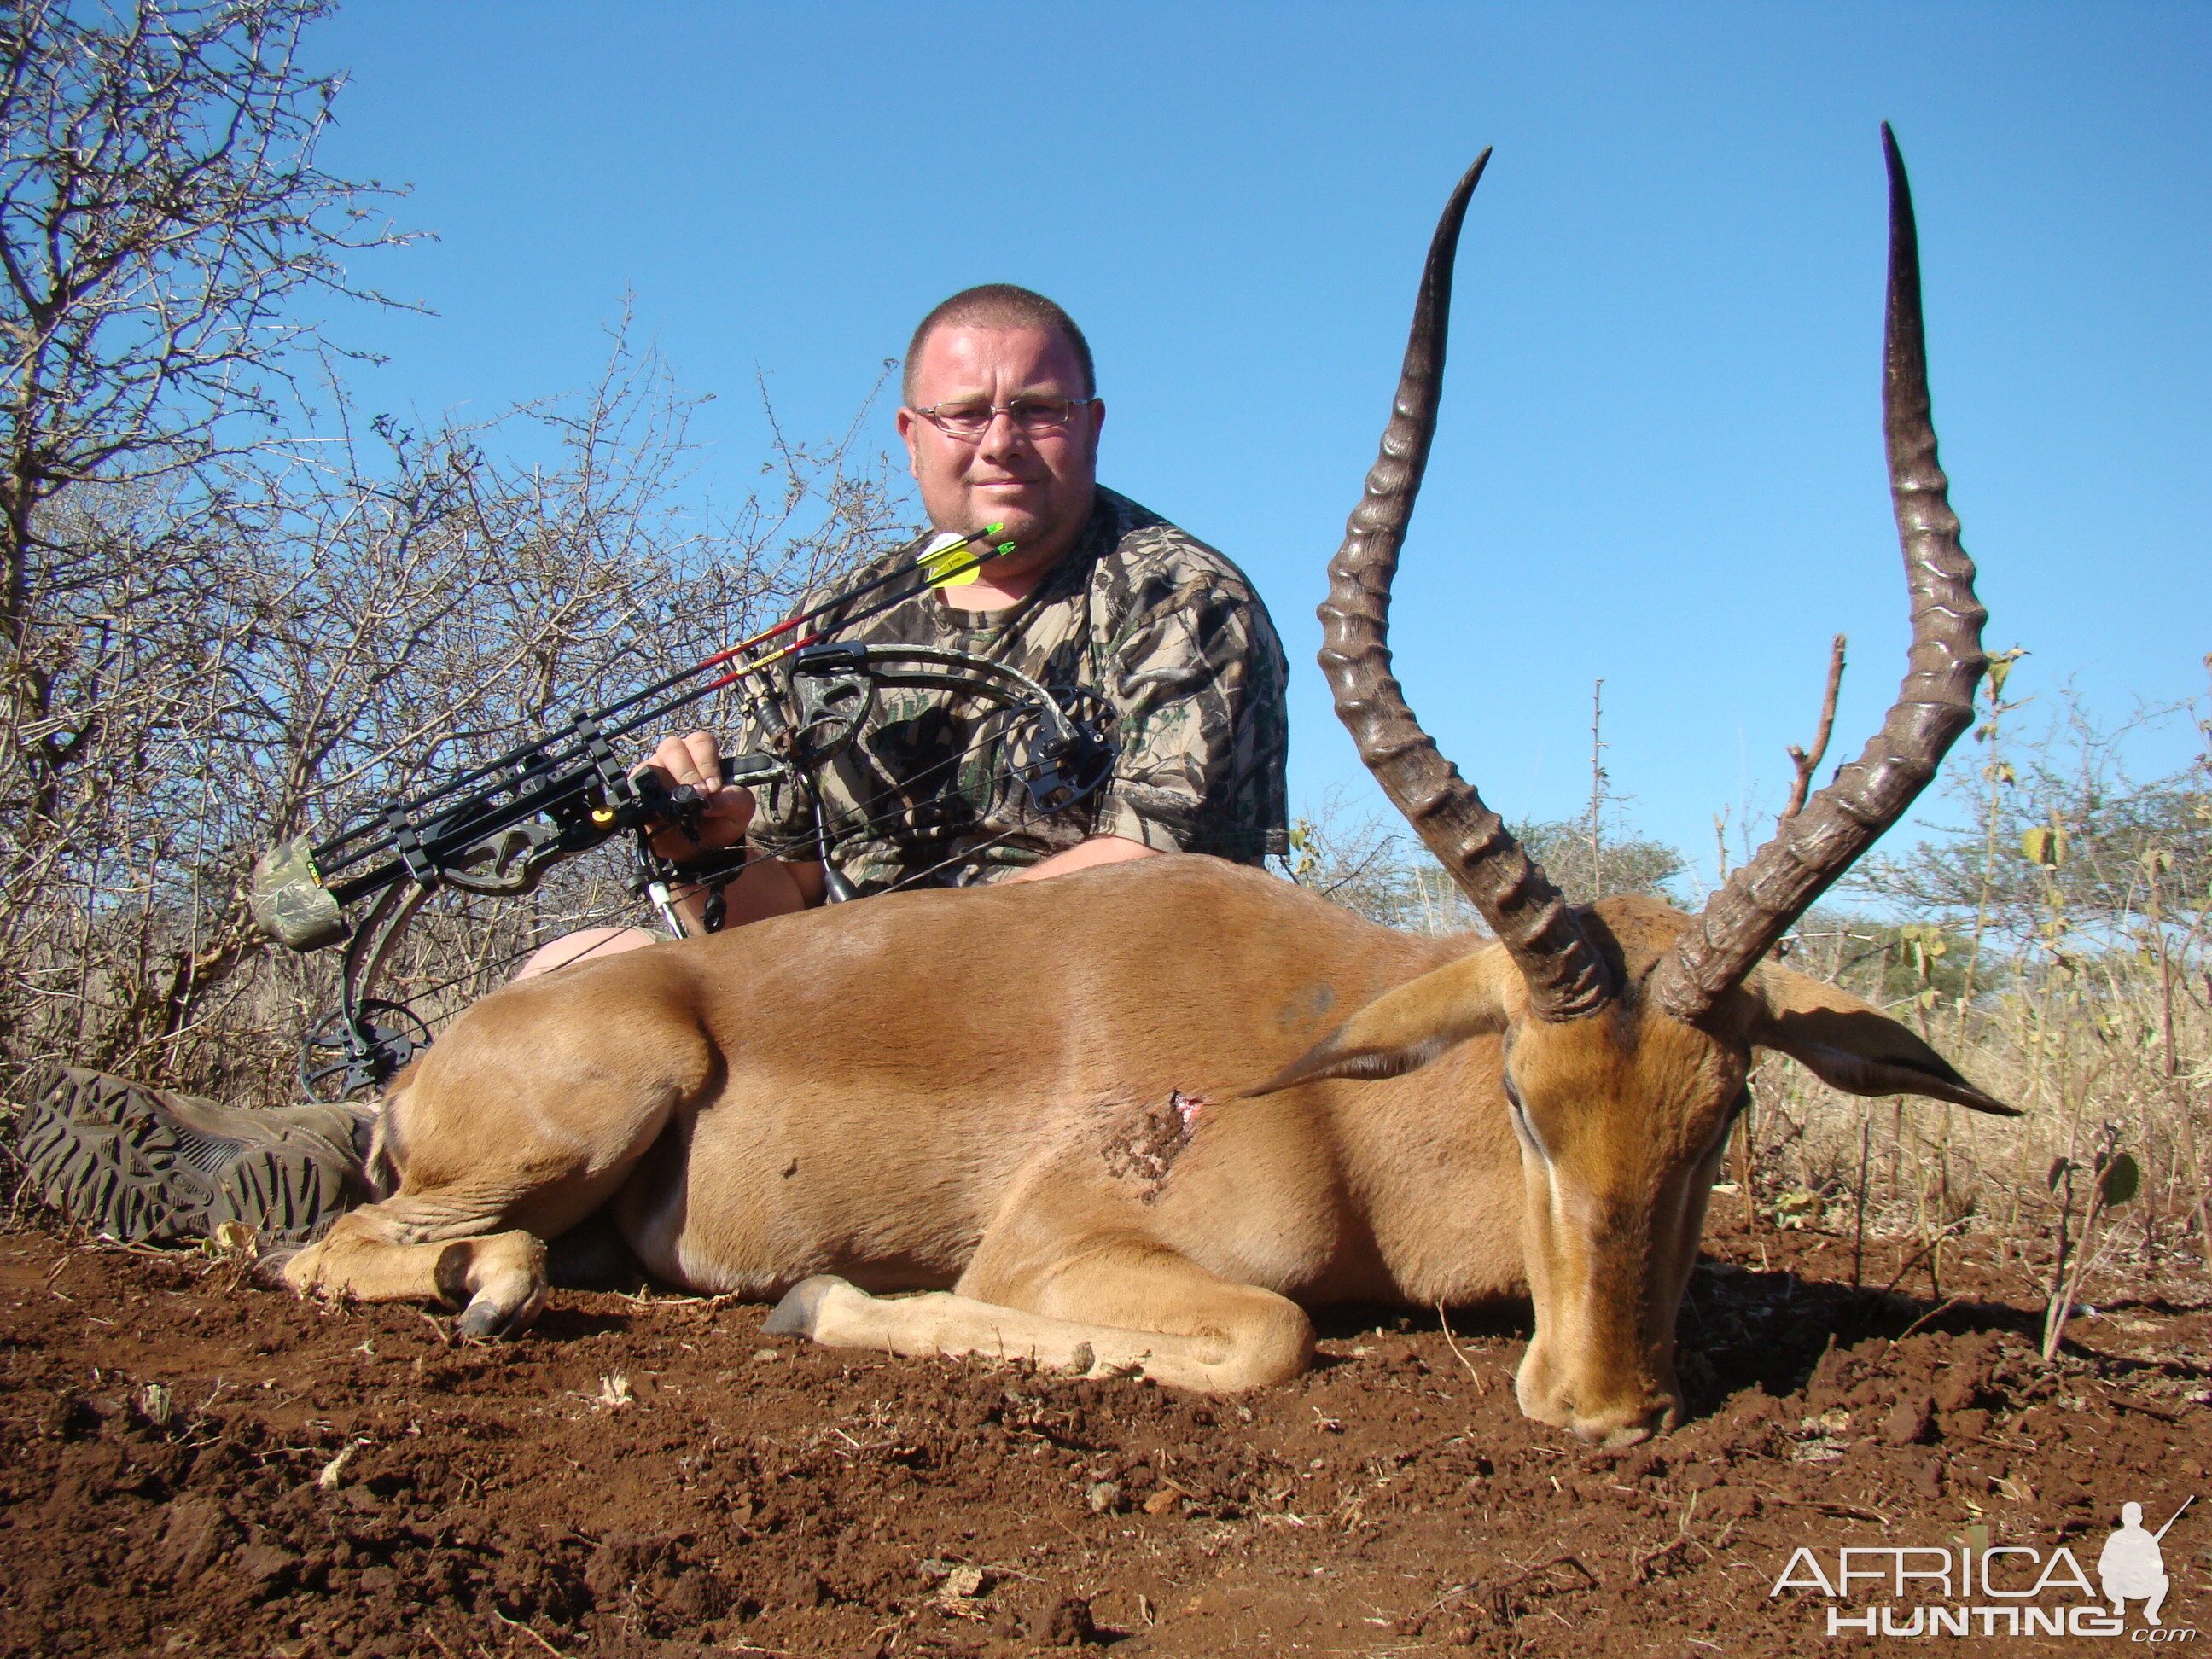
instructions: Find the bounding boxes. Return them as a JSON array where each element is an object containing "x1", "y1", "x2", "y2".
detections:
[
  {"x1": 921, "y1": 527, "x2": 1012, "y2": 588},
  {"x1": 923, "y1": 539, "x2": 982, "y2": 586}
]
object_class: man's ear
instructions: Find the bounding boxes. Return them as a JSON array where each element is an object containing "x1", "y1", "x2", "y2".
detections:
[
  {"x1": 1749, "y1": 963, "x2": 2017, "y2": 1116},
  {"x1": 1243, "y1": 948, "x2": 1516, "y2": 1097}
]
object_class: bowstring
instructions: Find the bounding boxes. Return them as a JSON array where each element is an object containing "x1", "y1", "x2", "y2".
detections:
[
  {"x1": 804, "y1": 701, "x2": 1085, "y2": 870},
  {"x1": 345, "y1": 637, "x2": 1106, "y2": 1039}
]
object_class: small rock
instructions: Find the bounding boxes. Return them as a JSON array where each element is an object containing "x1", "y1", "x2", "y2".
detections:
[
  {"x1": 1086, "y1": 1481, "x2": 1124, "y2": 1514},
  {"x1": 38, "y1": 1390, "x2": 96, "y2": 1442},
  {"x1": 752, "y1": 1349, "x2": 780, "y2": 1363},
  {"x1": 1142, "y1": 1485, "x2": 1185, "y2": 1515},
  {"x1": 1883, "y1": 1394, "x2": 1934, "y2": 1447},
  {"x1": 1911, "y1": 1454, "x2": 1944, "y2": 1500},
  {"x1": 234, "y1": 1542, "x2": 300, "y2": 1590},
  {"x1": 155, "y1": 1497, "x2": 234, "y2": 1580},
  {"x1": 1045, "y1": 1595, "x2": 1097, "y2": 1645},
  {"x1": 1803, "y1": 1341, "x2": 1852, "y2": 1409},
  {"x1": 663, "y1": 1566, "x2": 726, "y2": 1621},
  {"x1": 941, "y1": 1564, "x2": 987, "y2": 1598},
  {"x1": 1933, "y1": 1371, "x2": 1978, "y2": 1412},
  {"x1": 1947, "y1": 1406, "x2": 1991, "y2": 1441}
]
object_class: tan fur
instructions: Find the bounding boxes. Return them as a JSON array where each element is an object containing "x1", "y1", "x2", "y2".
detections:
[{"x1": 282, "y1": 863, "x2": 2005, "y2": 1446}]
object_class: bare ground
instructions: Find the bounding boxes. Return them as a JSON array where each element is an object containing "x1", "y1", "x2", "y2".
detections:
[{"x1": 2, "y1": 1215, "x2": 2206, "y2": 1657}]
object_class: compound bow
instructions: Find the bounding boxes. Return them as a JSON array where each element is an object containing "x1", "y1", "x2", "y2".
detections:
[{"x1": 251, "y1": 526, "x2": 1117, "y2": 1099}]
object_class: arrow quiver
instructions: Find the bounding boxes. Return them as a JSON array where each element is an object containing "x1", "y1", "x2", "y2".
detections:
[{"x1": 253, "y1": 637, "x2": 1115, "y2": 1101}]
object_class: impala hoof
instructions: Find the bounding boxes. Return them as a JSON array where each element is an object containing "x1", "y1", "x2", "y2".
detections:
[
  {"x1": 764, "y1": 1274, "x2": 850, "y2": 1338},
  {"x1": 455, "y1": 1282, "x2": 544, "y2": 1342},
  {"x1": 253, "y1": 1244, "x2": 302, "y2": 1289}
]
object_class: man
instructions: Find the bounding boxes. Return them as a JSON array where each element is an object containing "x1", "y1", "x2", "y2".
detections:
[
  {"x1": 17, "y1": 283, "x2": 1290, "y2": 1245},
  {"x1": 2098, "y1": 1503, "x2": 2171, "y2": 1625}
]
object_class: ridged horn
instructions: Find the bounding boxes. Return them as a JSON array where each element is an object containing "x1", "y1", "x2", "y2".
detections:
[
  {"x1": 1650, "y1": 125, "x2": 1988, "y2": 1024},
  {"x1": 1318, "y1": 150, "x2": 1614, "y2": 1022}
]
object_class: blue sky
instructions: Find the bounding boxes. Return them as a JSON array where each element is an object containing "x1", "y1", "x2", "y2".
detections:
[{"x1": 304, "y1": 3, "x2": 2209, "y2": 883}]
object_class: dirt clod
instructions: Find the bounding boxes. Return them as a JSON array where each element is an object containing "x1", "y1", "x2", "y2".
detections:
[
  {"x1": 1881, "y1": 1391, "x2": 1933, "y2": 1444},
  {"x1": 1045, "y1": 1592, "x2": 1099, "y2": 1645}
]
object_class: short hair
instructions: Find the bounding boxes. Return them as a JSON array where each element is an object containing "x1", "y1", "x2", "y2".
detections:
[{"x1": 902, "y1": 284, "x2": 1096, "y2": 405}]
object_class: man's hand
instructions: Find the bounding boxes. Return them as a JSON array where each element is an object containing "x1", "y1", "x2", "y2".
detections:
[
  {"x1": 637, "y1": 730, "x2": 755, "y2": 861},
  {"x1": 1005, "y1": 836, "x2": 1159, "y2": 882}
]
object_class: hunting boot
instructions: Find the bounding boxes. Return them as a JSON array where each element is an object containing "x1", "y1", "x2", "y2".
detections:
[{"x1": 11, "y1": 1062, "x2": 374, "y2": 1246}]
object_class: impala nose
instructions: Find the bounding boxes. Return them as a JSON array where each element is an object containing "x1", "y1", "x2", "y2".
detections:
[{"x1": 1568, "y1": 1394, "x2": 1675, "y2": 1450}]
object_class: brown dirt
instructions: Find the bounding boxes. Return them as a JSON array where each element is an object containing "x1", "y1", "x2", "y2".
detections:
[{"x1": 1, "y1": 1216, "x2": 2206, "y2": 1657}]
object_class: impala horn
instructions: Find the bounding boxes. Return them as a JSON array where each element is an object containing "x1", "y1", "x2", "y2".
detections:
[
  {"x1": 1650, "y1": 125, "x2": 1988, "y2": 1024},
  {"x1": 1318, "y1": 149, "x2": 1614, "y2": 1022}
]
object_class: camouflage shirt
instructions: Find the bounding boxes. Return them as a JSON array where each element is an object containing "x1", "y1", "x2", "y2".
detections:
[{"x1": 739, "y1": 486, "x2": 1289, "y2": 895}]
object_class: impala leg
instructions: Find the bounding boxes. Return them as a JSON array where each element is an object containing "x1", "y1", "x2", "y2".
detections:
[
  {"x1": 283, "y1": 1153, "x2": 668, "y2": 1336},
  {"x1": 282, "y1": 1191, "x2": 554, "y2": 1338},
  {"x1": 277, "y1": 984, "x2": 709, "y2": 1336},
  {"x1": 765, "y1": 1236, "x2": 1313, "y2": 1394}
]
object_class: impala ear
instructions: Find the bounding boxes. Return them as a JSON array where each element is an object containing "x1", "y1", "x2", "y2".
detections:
[
  {"x1": 1243, "y1": 949, "x2": 1516, "y2": 1097},
  {"x1": 1748, "y1": 963, "x2": 2017, "y2": 1117}
]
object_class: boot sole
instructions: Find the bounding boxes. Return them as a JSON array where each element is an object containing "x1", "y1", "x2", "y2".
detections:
[{"x1": 13, "y1": 1067, "x2": 352, "y2": 1246}]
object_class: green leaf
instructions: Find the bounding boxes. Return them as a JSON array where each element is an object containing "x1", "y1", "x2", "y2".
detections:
[
  {"x1": 2020, "y1": 826, "x2": 2066, "y2": 867},
  {"x1": 2098, "y1": 1152, "x2": 2140, "y2": 1208}
]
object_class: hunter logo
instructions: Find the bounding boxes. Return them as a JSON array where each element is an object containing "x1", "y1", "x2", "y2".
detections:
[{"x1": 1768, "y1": 1499, "x2": 2196, "y2": 1640}]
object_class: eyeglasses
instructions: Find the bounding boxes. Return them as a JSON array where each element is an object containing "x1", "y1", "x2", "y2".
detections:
[{"x1": 911, "y1": 396, "x2": 1097, "y2": 441}]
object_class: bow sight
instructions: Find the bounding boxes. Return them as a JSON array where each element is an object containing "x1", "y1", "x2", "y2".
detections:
[{"x1": 250, "y1": 527, "x2": 1117, "y2": 1101}]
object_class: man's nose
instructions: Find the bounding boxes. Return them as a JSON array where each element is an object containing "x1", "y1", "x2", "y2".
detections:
[{"x1": 974, "y1": 408, "x2": 1033, "y2": 463}]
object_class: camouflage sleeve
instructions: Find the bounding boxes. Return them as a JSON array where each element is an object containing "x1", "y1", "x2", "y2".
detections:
[
  {"x1": 723, "y1": 692, "x2": 816, "y2": 864},
  {"x1": 1092, "y1": 571, "x2": 1289, "y2": 864}
]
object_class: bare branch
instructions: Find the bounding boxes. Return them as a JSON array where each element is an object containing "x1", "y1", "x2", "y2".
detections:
[{"x1": 1780, "y1": 632, "x2": 1847, "y2": 824}]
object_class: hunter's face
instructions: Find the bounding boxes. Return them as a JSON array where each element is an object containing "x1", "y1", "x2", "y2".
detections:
[{"x1": 896, "y1": 324, "x2": 1103, "y2": 575}]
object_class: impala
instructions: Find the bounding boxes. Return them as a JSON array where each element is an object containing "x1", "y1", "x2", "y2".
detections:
[{"x1": 280, "y1": 129, "x2": 2010, "y2": 1447}]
